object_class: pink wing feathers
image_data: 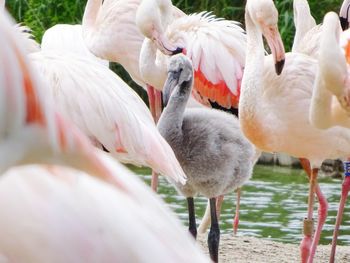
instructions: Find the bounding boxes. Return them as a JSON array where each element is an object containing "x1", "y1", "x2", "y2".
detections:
[{"x1": 167, "y1": 12, "x2": 246, "y2": 108}]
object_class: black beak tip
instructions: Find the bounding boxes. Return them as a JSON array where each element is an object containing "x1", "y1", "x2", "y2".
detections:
[
  {"x1": 340, "y1": 17, "x2": 349, "y2": 31},
  {"x1": 275, "y1": 59, "x2": 285, "y2": 75},
  {"x1": 171, "y1": 47, "x2": 183, "y2": 55}
]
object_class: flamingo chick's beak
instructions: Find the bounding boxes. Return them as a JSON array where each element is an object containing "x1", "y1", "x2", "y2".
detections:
[
  {"x1": 262, "y1": 25, "x2": 285, "y2": 75},
  {"x1": 152, "y1": 30, "x2": 183, "y2": 56}
]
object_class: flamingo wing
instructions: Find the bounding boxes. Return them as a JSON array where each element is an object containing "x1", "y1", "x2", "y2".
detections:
[
  {"x1": 30, "y1": 51, "x2": 186, "y2": 184},
  {"x1": 42, "y1": 24, "x2": 109, "y2": 67},
  {"x1": 0, "y1": 163, "x2": 208, "y2": 262},
  {"x1": 167, "y1": 12, "x2": 246, "y2": 108}
]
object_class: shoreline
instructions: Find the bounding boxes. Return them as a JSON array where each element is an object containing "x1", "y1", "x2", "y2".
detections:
[{"x1": 197, "y1": 234, "x2": 350, "y2": 262}]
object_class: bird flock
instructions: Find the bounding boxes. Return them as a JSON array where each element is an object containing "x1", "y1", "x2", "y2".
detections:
[{"x1": 0, "y1": 0, "x2": 349, "y2": 263}]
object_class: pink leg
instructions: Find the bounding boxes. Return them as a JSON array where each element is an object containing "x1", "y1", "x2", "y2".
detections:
[
  {"x1": 299, "y1": 159, "x2": 328, "y2": 263},
  {"x1": 154, "y1": 89, "x2": 162, "y2": 123},
  {"x1": 147, "y1": 85, "x2": 156, "y2": 121},
  {"x1": 151, "y1": 170, "x2": 159, "y2": 192},
  {"x1": 299, "y1": 158, "x2": 318, "y2": 263},
  {"x1": 233, "y1": 188, "x2": 241, "y2": 235},
  {"x1": 308, "y1": 185, "x2": 328, "y2": 263},
  {"x1": 329, "y1": 175, "x2": 350, "y2": 263},
  {"x1": 147, "y1": 85, "x2": 159, "y2": 191},
  {"x1": 216, "y1": 195, "x2": 224, "y2": 220}
]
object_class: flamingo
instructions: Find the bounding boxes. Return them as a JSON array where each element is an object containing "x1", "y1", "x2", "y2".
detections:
[
  {"x1": 28, "y1": 50, "x2": 186, "y2": 185},
  {"x1": 0, "y1": 163, "x2": 210, "y2": 263},
  {"x1": 0, "y1": 9, "x2": 165, "y2": 192},
  {"x1": 157, "y1": 54, "x2": 256, "y2": 262},
  {"x1": 309, "y1": 12, "x2": 350, "y2": 263},
  {"x1": 82, "y1": 0, "x2": 184, "y2": 119},
  {"x1": 292, "y1": 0, "x2": 350, "y2": 58},
  {"x1": 136, "y1": 0, "x2": 245, "y2": 110},
  {"x1": 0, "y1": 12, "x2": 210, "y2": 262},
  {"x1": 136, "y1": 0, "x2": 247, "y2": 225},
  {"x1": 292, "y1": 0, "x2": 320, "y2": 58},
  {"x1": 240, "y1": 1, "x2": 350, "y2": 263},
  {"x1": 41, "y1": 24, "x2": 109, "y2": 67}
]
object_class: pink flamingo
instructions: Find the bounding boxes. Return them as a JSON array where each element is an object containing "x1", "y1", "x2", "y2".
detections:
[
  {"x1": 309, "y1": 12, "x2": 350, "y2": 263},
  {"x1": 240, "y1": 1, "x2": 350, "y2": 262},
  {"x1": 41, "y1": 24, "x2": 109, "y2": 67},
  {"x1": 0, "y1": 11, "x2": 209, "y2": 262},
  {"x1": 28, "y1": 50, "x2": 187, "y2": 186},
  {"x1": 82, "y1": 0, "x2": 185, "y2": 121}
]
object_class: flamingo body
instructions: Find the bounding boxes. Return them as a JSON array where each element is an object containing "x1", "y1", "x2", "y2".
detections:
[
  {"x1": 0, "y1": 163, "x2": 209, "y2": 263},
  {"x1": 29, "y1": 51, "x2": 186, "y2": 184}
]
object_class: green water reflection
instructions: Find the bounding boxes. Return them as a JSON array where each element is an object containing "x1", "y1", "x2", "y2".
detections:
[{"x1": 130, "y1": 164, "x2": 350, "y2": 245}]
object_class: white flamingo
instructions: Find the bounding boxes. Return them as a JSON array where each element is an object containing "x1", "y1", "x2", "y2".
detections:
[
  {"x1": 29, "y1": 50, "x2": 186, "y2": 185},
  {"x1": 309, "y1": 12, "x2": 350, "y2": 263},
  {"x1": 0, "y1": 162, "x2": 209, "y2": 263},
  {"x1": 0, "y1": 11, "x2": 209, "y2": 262},
  {"x1": 41, "y1": 24, "x2": 109, "y2": 67},
  {"x1": 82, "y1": 0, "x2": 185, "y2": 120},
  {"x1": 292, "y1": 0, "x2": 350, "y2": 58},
  {"x1": 240, "y1": 1, "x2": 350, "y2": 263},
  {"x1": 0, "y1": 10, "x2": 139, "y2": 189}
]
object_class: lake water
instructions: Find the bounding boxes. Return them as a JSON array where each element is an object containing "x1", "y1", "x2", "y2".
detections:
[{"x1": 132, "y1": 164, "x2": 350, "y2": 245}]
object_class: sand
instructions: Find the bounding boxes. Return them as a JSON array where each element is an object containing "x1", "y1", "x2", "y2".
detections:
[{"x1": 197, "y1": 234, "x2": 350, "y2": 262}]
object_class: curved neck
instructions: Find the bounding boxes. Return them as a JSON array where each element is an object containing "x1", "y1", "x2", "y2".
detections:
[
  {"x1": 158, "y1": 82, "x2": 191, "y2": 133},
  {"x1": 82, "y1": 0, "x2": 102, "y2": 31},
  {"x1": 292, "y1": 0, "x2": 316, "y2": 52},
  {"x1": 240, "y1": 11, "x2": 264, "y2": 109},
  {"x1": 310, "y1": 73, "x2": 334, "y2": 129},
  {"x1": 139, "y1": 39, "x2": 167, "y2": 89}
]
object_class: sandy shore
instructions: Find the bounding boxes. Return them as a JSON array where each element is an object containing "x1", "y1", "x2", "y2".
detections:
[{"x1": 197, "y1": 234, "x2": 350, "y2": 262}]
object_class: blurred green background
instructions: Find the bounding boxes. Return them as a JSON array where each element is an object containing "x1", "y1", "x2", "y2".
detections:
[{"x1": 3, "y1": 0, "x2": 344, "y2": 96}]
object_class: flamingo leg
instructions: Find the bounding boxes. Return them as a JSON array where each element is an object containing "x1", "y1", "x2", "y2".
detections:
[
  {"x1": 187, "y1": 197, "x2": 197, "y2": 239},
  {"x1": 308, "y1": 184, "x2": 328, "y2": 263},
  {"x1": 146, "y1": 85, "x2": 156, "y2": 121},
  {"x1": 299, "y1": 158, "x2": 328, "y2": 263},
  {"x1": 208, "y1": 197, "x2": 220, "y2": 263},
  {"x1": 147, "y1": 85, "x2": 160, "y2": 191},
  {"x1": 150, "y1": 170, "x2": 159, "y2": 192},
  {"x1": 233, "y1": 188, "x2": 241, "y2": 235},
  {"x1": 154, "y1": 89, "x2": 162, "y2": 123},
  {"x1": 216, "y1": 195, "x2": 224, "y2": 220},
  {"x1": 329, "y1": 169, "x2": 350, "y2": 263}
]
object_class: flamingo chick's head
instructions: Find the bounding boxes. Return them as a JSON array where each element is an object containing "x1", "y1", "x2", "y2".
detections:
[
  {"x1": 246, "y1": 0, "x2": 285, "y2": 75},
  {"x1": 136, "y1": 0, "x2": 183, "y2": 56},
  {"x1": 162, "y1": 54, "x2": 193, "y2": 106}
]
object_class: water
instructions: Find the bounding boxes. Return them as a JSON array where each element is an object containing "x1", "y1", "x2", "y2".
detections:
[{"x1": 131, "y1": 164, "x2": 350, "y2": 245}]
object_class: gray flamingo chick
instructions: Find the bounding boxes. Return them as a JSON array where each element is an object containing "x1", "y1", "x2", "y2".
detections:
[{"x1": 157, "y1": 54, "x2": 256, "y2": 263}]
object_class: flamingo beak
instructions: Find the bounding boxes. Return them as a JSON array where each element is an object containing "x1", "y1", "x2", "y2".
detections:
[
  {"x1": 262, "y1": 25, "x2": 285, "y2": 75},
  {"x1": 339, "y1": 0, "x2": 350, "y2": 30},
  {"x1": 152, "y1": 30, "x2": 183, "y2": 56},
  {"x1": 162, "y1": 70, "x2": 179, "y2": 106}
]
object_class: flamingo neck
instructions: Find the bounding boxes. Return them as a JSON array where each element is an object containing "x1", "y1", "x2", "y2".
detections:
[
  {"x1": 292, "y1": 0, "x2": 316, "y2": 52},
  {"x1": 240, "y1": 11, "x2": 264, "y2": 115},
  {"x1": 139, "y1": 39, "x2": 167, "y2": 90},
  {"x1": 82, "y1": 0, "x2": 102, "y2": 32},
  {"x1": 158, "y1": 84, "x2": 190, "y2": 133},
  {"x1": 309, "y1": 72, "x2": 334, "y2": 129}
]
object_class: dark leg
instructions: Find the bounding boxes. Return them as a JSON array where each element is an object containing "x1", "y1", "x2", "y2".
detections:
[
  {"x1": 187, "y1": 197, "x2": 197, "y2": 239},
  {"x1": 208, "y1": 197, "x2": 220, "y2": 263}
]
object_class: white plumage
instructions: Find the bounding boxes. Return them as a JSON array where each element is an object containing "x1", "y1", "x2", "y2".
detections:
[
  {"x1": 0, "y1": 162, "x2": 209, "y2": 263},
  {"x1": 29, "y1": 51, "x2": 187, "y2": 185},
  {"x1": 42, "y1": 24, "x2": 109, "y2": 67}
]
